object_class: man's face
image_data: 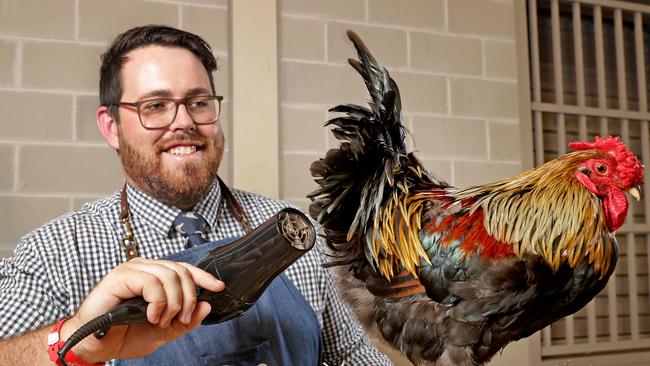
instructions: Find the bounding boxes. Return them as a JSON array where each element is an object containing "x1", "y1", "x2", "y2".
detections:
[{"x1": 115, "y1": 45, "x2": 224, "y2": 209}]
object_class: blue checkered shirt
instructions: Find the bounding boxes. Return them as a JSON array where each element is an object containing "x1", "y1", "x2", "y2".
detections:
[{"x1": 0, "y1": 182, "x2": 391, "y2": 365}]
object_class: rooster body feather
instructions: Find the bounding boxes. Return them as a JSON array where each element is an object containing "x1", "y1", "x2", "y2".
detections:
[{"x1": 309, "y1": 31, "x2": 645, "y2": 366}]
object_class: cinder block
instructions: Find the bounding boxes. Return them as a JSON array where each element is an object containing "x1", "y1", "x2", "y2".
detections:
[
  {"x1": 281, "y1": 0, "x2": 365, "y2": 21},
  {"x1": 213, "y1": 57, "x2": 230, "y2": 99},
  {"x1": 0, "y1": 90, "x2": 73, "y2": 140},
  {"x1": 0, "y1": 145, "x2": 14, "y2": 191},
  {"x1": 451, "y1": 77, "x2": 518, "y2": 118},
  {"x1": 281, "y1": 17, "x2": 325, "y2": 61},
  {"x1": 454, "y1": 160, "x2": 521, "y2": 187},
  {"x1": 22, "y1": 41, "x2": 103, "y2": 92},
  {"x1": 75, "y1": 94, "x2": 102, "y2": 142},
  {"x1": 489, "y1": 121, "x2": 522, "y2": 160},
  {"x1": 328, "y1": 23, "x2": 407, "y2": 68},
  {"x1": 281, "y1": 152, "x2": 320, "y2": 200},
  {"x1": 448, "y1": 0, "x2": 516, "y2": 39},
  {"x1": 282, "y1": 106, "x2": 327, "y2": 152},
  {"x1": 281, "y1": 61, "x2": 367, "y2": 105},
  {"x1": 0, "y1": 0, "x2": 74, "y2": 38},
  {"x1": 368, "y1": 0, "x2": 445, "y2": 30},
  {"x1": 411, "y1": 116, "x2": 488, "y2": 159},
  {"x1": 72, "y1": 196, "x2": 104, "y2": 210},
  {"x1": 181, "y1": 5, "x2": 228, "y2": 52},
  {"x1": 175, "y1": 0, "x2": 227, "y2": 5},
  {"x1": 485, "y1": 40, "x2": 517, "y2": 79},
  {"x1": 392, "y1": 71, "x2": 448, "y2": 114},
  {"x1": 0, "y1": 39, "x2": 16, "y2": 86},
  {"x1": 79, "y1": 0, "x2": 178, "y2": 42},
  {"x1": 0, "y1": 196, "x2": 71, "y2": 245},
  {"x1": 19, "y1": 145, "x2": 123, "y2": 194},
  {"x1": 411, "y1": 32, "x2": 482, "y2": 75},
  {"x1": 419, "y1": 157, "x2": 452, "y2": 183}
]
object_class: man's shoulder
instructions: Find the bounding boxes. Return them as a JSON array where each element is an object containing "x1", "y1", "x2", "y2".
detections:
[
  {"x1": 230, "y1": 189, "x2": 300, "y2": 215},
  {"x1": 20, "y1": 191, "x2": 121, "y2": 243}
]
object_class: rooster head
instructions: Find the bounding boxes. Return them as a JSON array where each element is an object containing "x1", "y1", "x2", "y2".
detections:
[{"x1": 569, "y1": 136, "x2": 644, "y2": 231}]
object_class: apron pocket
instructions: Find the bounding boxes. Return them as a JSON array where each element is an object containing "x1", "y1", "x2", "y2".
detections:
[{"x1": 200, "y1": 339, "x2": 271, "y2": 366}]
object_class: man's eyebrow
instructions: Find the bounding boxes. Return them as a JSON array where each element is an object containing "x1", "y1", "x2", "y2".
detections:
[
  {"x1": 137, "y1": 88, "x2": 213, "y2": 100},
  {"x1": 185, "y1": 87, "x2": 213, "y2": 96},
  {"x1": 138, "y1": 90, "x2": 174, "y2": 100}
]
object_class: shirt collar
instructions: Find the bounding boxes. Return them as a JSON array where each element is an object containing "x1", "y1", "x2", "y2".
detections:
[{"x1": 125, "y1": 180, "x2": 223, "y2": 237}]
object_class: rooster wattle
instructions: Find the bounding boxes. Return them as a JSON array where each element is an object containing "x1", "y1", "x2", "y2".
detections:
[{"x1": 308, "y1": 31, "x2": 645, "y2": 366}]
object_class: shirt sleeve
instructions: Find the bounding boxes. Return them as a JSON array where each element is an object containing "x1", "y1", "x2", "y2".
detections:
[{"x1": 0, "y1": 231, "x2": 69, "y2": 338}]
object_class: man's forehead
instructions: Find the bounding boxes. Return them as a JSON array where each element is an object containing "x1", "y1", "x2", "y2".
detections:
[
  {"x1": 119, "y1": 45, "x2": 212, "y2": 98},
  {"x1": 122, "y1": 44, "x2": 200, "y2": 65}
]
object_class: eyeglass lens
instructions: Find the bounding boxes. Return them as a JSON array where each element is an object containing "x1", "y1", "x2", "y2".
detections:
[{"x1": 139, "y1": 96, "x2": 220, "y2": 128}]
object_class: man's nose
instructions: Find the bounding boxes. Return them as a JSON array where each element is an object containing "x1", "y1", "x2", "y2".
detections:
[{"x1": 170, "y1": 104, "x2": 195, "y2": 130}]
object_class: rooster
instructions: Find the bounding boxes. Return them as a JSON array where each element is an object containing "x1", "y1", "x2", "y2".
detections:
[{"x1": 308, "y1": 31, "x2": 645, "y2": 366}]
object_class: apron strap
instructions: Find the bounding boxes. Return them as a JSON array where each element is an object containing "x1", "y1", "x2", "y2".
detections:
[
  {"x1": 119, "y1": 177, "x2": 251, "y2": 260},
  {"x1": 120, "y1": 183, "x2": 139, "y2": 261},
  {"x1": 216, "y1": 176, "x2": 253, "y2": 235}
]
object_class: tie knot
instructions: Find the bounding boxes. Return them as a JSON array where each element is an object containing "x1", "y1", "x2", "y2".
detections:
[{"x1": 173, "y1": 212, "x2": 209, "y2": 248}]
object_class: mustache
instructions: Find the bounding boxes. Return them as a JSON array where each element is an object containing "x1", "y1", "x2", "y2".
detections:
[{"x1": 155, "y1": 132, "x2": 209, "y2": 152}]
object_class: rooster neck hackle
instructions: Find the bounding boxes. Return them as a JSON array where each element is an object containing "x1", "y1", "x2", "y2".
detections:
[{"x1": 446, "y1": 151, "x2": 617, "y2": 277}]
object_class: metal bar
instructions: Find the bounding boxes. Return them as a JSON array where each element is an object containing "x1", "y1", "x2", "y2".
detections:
[
  {"x1": 626, "y1": 233, "x2": 640, "y2": 340},
  {"x1": 542, "y1": 339, "x2": 650, "y2": 356},
  {"x1": 586, "y1": 300, "x2": 597, "y2": 344},
  {"x1": 643, "y1": 121, "x2": 650, "y2": 225},
  {"x1": 614, "y1": 9, "x2": 628, "y2": 112},
  {"x1": 529, "y1": 0, "x2": 542, "y2": 103},
  {"x1": 514, "y1": 0, "x2": 536, "y2": 170},
  {"x1": 529, "y1": 0, "x2": 544, "y2": 165},
  {"x1": 607, "y1": 268, "x2": 619, "y2": 341},
  {"x1": 534, "y1": 111, "x2": 544, "y2": 164},
  {"x1": 543, "y1": 326, "x2": 552, "y2": 348},
  {"x1": 551, "y1": 0, "x2": 564, "y2": 105},
  {"x1": 573, "y1": 2, "x2": 588, "y2": 140},
  {"x1": 575, "y1": 0, "x2": 650, "y2": 14},
  {"x1": 594, "y1": 5, "x2": 608, "y2": 135},
  {"x1": 614, "y1": 10, "x2": 630, "y2": 192},
  {"x1": 564, "y1": 314, "x2": 575, "y2": 346},
  {"x1": 551, "y1": 0, "x2": 566, "y2": 155},
  {"x1": 531, "y1": 102, "x2": 650, "y2": 120},
  {"x1": 635, "y1": 12, "x2": 648, "y2": 113},
  {"x1": 635, "y1": 13, "x2": 650, "y2": 224}
]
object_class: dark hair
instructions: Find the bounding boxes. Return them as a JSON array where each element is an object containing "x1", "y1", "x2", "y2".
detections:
[{"x1": 99, "y1": 25, "x2": 218, "y2": 120}]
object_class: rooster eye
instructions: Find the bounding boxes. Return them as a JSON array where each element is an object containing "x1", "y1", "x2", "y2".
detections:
[{"x1": 595, "y1": 164, "x2": 608, "y2": 175}]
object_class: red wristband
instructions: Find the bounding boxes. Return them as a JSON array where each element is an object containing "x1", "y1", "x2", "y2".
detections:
[{"x1": 47, "y1": 317, "x2": 103, "y2": 366}]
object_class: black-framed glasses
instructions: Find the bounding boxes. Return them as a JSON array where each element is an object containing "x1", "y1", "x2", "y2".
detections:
[{"x1": 111, "y1": 95, "x2": 223, "y2": 129}]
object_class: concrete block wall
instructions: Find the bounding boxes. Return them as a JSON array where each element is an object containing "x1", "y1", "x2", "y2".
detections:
[
  {"x1": 0, "y1": 0, "x2": 229, "y2": 257},
  {"x1": 279, "y1": 0, "x2": 523, "y2": 209}
]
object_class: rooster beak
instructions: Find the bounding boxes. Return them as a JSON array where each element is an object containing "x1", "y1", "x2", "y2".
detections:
[{"x1": 626, "y1": 185, "x2": 642, "y2": 201}]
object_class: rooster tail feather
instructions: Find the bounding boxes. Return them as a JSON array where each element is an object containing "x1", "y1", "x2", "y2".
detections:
[{"x1": 308, "y1": 30, "x2": 443, "y2": 278}]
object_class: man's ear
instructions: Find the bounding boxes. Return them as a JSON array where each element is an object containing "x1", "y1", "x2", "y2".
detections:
[{"x1": 97, "y1": 105, "x2": 120, "y2": 150}]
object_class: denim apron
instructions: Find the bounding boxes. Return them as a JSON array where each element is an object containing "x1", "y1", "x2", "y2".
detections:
[{"x1": 114, "y1": 237, "x2": 324, "y2": 366}]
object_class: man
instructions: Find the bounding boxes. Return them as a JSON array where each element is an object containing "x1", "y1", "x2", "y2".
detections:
[{"x1": 0, "y1": 25, "x2": 391, "y2": 365}]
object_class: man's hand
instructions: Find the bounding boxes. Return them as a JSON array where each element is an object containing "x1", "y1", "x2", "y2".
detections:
[{"x1": 59, "y1": 258, "x2": 224, "y2": 362}]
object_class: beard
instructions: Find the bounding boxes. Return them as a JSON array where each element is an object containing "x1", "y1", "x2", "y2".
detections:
[{"x1": 118, "y1": 129, "x2": 223, "y2": 209}]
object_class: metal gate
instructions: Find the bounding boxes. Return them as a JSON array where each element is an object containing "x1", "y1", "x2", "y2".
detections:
[{"x1": 520, "y1": 0, "x2": 650, "y2": 363}]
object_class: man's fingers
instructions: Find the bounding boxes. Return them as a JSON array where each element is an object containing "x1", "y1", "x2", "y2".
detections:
[{"x1": 176, "y1": 262, "x2": 224, "y2": 292}]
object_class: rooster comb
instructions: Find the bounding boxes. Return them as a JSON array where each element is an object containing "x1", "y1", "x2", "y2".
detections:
[{"x1": 569, "y1": 135, "x2": 644, "y2": 186}]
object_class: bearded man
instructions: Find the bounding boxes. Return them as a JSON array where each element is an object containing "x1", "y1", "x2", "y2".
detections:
[{"x1": 0, "y1": 25, "x2": 390, "y2": 366}]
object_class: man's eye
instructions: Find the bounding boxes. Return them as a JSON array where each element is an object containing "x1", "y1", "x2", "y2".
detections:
[
  {"x1": 143, "y1": 101, "x2": 166, "y2": 111},
  {"x1": 189, "y1": 99, "x2": 208, "y2": 108}
]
